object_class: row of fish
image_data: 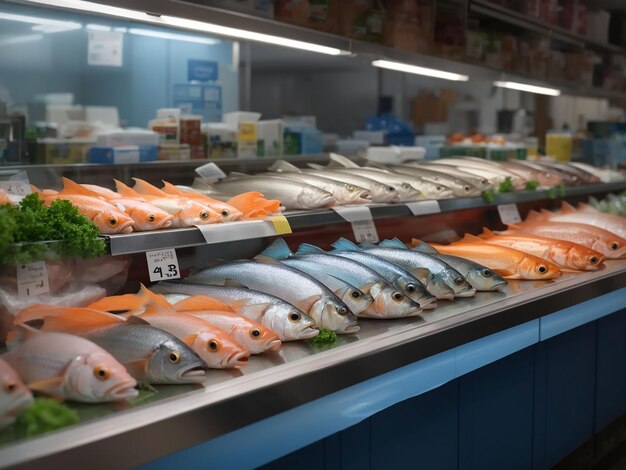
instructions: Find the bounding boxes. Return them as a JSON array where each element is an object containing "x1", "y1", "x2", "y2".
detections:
[{"x1": 31, "y1": 177, "x2": 282, "y2": 234}]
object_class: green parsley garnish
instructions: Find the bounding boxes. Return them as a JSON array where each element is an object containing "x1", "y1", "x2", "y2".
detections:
[
  {"x1": 498, "y1": 176, "x2": 515, "y2": 193},
  {"x1": 14, "y1": 398, "x2": 78, "y2": 437},
  {"x1": 312, "y1": 329, "x2": 337, "y2": 344},
  {"x1": 525, "y1": 180, "x2": 539, "y2": 190}
]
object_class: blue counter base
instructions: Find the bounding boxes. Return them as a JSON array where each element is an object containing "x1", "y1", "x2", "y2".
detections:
[{"x1": 142, "y1": 288, "x2": 626, "y2": 470}]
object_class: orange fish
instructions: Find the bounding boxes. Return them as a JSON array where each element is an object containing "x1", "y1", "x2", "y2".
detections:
[
  {"x1": 161, "y1": 181, "x2": 243, "y2": 222},
  {"x1": 429, "y1": 235, "x2": 562, "y2": 280},
  {"x1": 43, "y1": 178, "x2": 134, "y2": 234},
  {"x1": 0, "y1": 189, "x2": 10, "y2": 205},
  {"x1": 81, "y1": 184, "x2": 122, "y2": 200},
  {"x1": 526, "y1": 205, "x2": 626, "y2": 240},
  {"x1": 503, "y1": 214, "x2": 626, "y2": 259},
  {"x1": 226, "y1": 192, "x2": 282, "y2": 219},
  {"x1": 116, "y1": 179, "x2": 221, "y2": 227},
  {"x1": 479, "y1": 228, "x2": 605, "y2": 271}
]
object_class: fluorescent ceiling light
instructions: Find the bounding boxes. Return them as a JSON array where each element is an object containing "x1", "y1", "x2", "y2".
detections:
[
  {"x1": 23, "y1": 0, "x2": 348, "y2": 55},
  {"x1": 32, "y1": 23, "x2": 81, "y2": 32},
  {"x1": 0, "y1": 33, "x2": 43, "y2": 46},
  {"x1": 372, "y1": 59, "x2": 469, "y2": 81},
  {"x1": 494, "y1": 81, "x2": 561, "y2": 96},
  {"x1": 128, "y1": 28, "x2": 220, "y2": 45},
  {"x1": 86, "y1": 23, "x2": 111, "y2": 31},
  {"x1": 0, "y1": 11, "x2": 81, "y2": 31}
]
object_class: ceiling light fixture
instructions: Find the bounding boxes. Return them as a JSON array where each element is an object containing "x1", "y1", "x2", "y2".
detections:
[
  {"x1": 372, "y1": 59, "x2": 469, "y2": 81},
  {"x1": 128, "y1": 28, "x2": 220, "y2": 45},
  {"x1": 494, "y1": 81, "x2": 561, "y2": 96}
]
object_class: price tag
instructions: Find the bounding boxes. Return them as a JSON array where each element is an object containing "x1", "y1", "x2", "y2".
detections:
[
  {"x1": 332, "y1": 206, "x2": 379, "y2": 243},
  {"x1": 497, "y1": 203, "x2": 522, "y2": 225},
  {"x1": 17, "y1": 261, "x2": 50, "y2": 297},
  {"x1": 0, "y1": 180, "x2": 31, "y2": 203},
  {"x1": 269, "y1": 215, "x2": 292, "y2": 235},
  {"x1": 195, "y1": 162, "x2": 226, "y2": 182},
  {"x1": 405, "y1": 200, "x2": 441, "y2": 216},
  {"x1": 146, "y1": 249, "x2": 180, "y2": 282}
]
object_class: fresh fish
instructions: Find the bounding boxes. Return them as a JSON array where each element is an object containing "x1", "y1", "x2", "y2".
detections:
[
  {"x1": 264, "y1": 171, "x2": 371, "y2": 205},
  {"x1": 569, "y1": 163, "x2": 624, "y2": 183},
  {"x1": 502, "y1": 219, "x2": 626, "y2": 259},
  {"x1": 497, "y1": 161, "x2": 562, "y2": 188},
  {"x1": 388, "y1": 165, "x2": 479, "y2": 197},
  {"x1": 152, "y1": 282, "x2": 318, "y2": 341},
  {"x1": 134, "y1": 307, "x2": 250, "y2": 368},
  {"x1": 410, "y1": 162, "x2": 492, "y2": 189},
  {"x1": 211, "y1": 175, "x2": 335, "y2": 210},
  {"x1": 514, "y1": 161, "x2": 579, "y2": 186},
  {"x1": 161, "y1": 181, "x2": 243, "y2": 222},
  {"x1": 0, "y1": 189, "x2": 11, "y2": 205},
  {"x1": 361, "y1": 238, "x2": 475, "y2": 299},
  {"x1": 44, "y1": 178, "x2": 134, "y2": 234},
  {"x1": 538, "y1": 203, "x2": 626, "y2": 239},
  {"x1": 428, "y1": 235, "x2": 562, "y2": 280},
  {"x1": 16, "y1": 306, "x2": 209, "y2": 384},
  {"x1": 0, "y1": 358, "x2": 33, "y2": 429},
  {"x1": 4, "y1": 328, "x2": 137, "y2": 402},
  {"x1": 539, "y1": 162, "x2": 600, "y2": 184},
  {"x1": 329, "y1": 238, "x2": 435, "y2": 308},
  {"x1": 81, "y1": 184, "x2": 122, "y2": 199},
  {"x1": 116, "y1": 179, "x2": 221, "y2": 226},
  {"x1": 478, "y1": 228, "x2": 605, "y2": 271},
  {"x1": 302, "y1": 169, "x2": 399, "y2": 203},
  {"x1": 410, "y1": 240, "x2": 508, "y2": 291},
  {"x1": 257, "y1": 239, "x2": 375, "y2": 315},
  {"x1": 429, "y1": 158, "x2": 526, "y2": 189},
  {"x1": 187, "y1": 261, "x2": 359, "y2": 333},
  {"x1": 225, "y1": 192, "x2": 282, "y2": 218}
]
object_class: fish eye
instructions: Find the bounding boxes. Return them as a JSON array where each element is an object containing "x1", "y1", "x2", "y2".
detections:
[
  {"x1": 221, "y1": 210, "x2": 229, "y2": 217},
  {"x1": 611, "y1": 242, "x2": 619, "y2": 250},
  {"x1": 350, "y1": 290, "x2": 361, "y2": 299},
  {"x1": 200, "y1": 211, "x2": 209, "y2": 220},
  {"x1": 168, "y1": 351, "x2": 182, "y2": 363},
  {"x1": 346, "y1": 184, "x2": 355, "y2": 192},
  {"x1": 464, "y1": 186, "x2": 471, "y2": 192},
  {"x1": 250, "y1": 329, "x2": 261, "y2": 338},
  {"x1": 386, "y1": 186, "x2": 395, "y2": 192},
  {"x1": 406, "y1": 284, "x2": 416, "y2": 293},
  {"x1": 392, "y1": 292, "x2": 403, "y2": 301},
  {"x1": 208, "y1": 340, "x2": 221, "y2": 351},
  {"x1": 590, "y1": 256, "x2": 598, "y2": 264},
  {"x1": 402, "y1": 184, "x2": 411, "y2": 190},
  {"x1": 436, "y1": 186, "x2": 443, "y2": 191},
  {"x1": 93, "y1": 365, "x2": 110, "y2": 381},
  {"x1": 146, "y1": 213, "x2": 156, "y2": 223},
  {"x1": 454, "y1": 277, "x2": 465, "y2": 285},
  {"x1": 337, "y1": 306, "x2": 348, "y2": 315},
  {"x1": 3, "y1": 381, "x2": 16, "y2": 393},
  {"x1": 108, "y1": 216, "x2": 118, "y2": 226},
  {"x1": 538, "y1": 265, "x2": 547, "y2": 274},
  {"x1": 482, "y1": 269, "x2": 492, "y2": 277},
  {"x1": 288, "y1": 312, "x2": 301, "y2": 322}
]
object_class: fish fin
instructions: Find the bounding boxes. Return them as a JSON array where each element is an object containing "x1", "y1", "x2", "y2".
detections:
[
  {"x1": 560, "y1": 201, "x2": 577, "y2": 213},
  {"x1": 58, "y1": 177, "x2": 100, "y2": 198},
  {"x1": 257, "y1": 238, "x2": 293, "y2": 260},
  {"x1": 223, "y1": 279, "x2": 246, "y2": 288},
  {"x1": 181, "y1": 334, "x2": 198, "y2": 347},
  {"x1": 138, "y1": 284, "x2": 173, "y2": 308},
  {"x1": 507, "y1": 224, "x2": 522, "y2": 230},
  {"x1": 6, "y1": 323, "x2": 41, "y2": 347},
  {"x1": 307, "y1": 163, "x2": 326, "y2": 170},
  {"x1": 126, "y1": 315, "x2": 151, "y2": 325},
  {"x1": 480, "y1": 227, "x2": 496, "y2": 239},
  {"x1": 268, "y1": 160, "x2": 300, "y2": 173},
  {"x1": 460, "y1": 234, "x2": 485, "y2": 243},
  {"x1": 123, "y1": 358, "x2": 149, "y2": 377},
  {"x1": 379, "y1": 238, "x2": 409, "y2": 250},
  {"x1": 114, "y1": 179, "x2": 143, "y2": 198},
  {"x1": 88, "y1": 294, "x2": 148, "y2": 313},
  {"x1": 174, "y1": 295, "x2": 232, "y2": 312},
  {"x1": 255, "y1": 255, "x2": 282, "y2": 264},
  {"x1": 367, "y1": 282, "x2": 382, "y2": 298},
  {"x1": 16, "y1": 305, "x2": 124, "y2": 333},
  {"x1": 330, "y1": 237, "x2": 361, "y2": 252},
  {"x1": 410, "y1": 239, "x2": 439, "y2": 254},
  {"x1": 131, "y1": 178, "x2": 168, "y2": 197},
  {"x1": 329, "y1": 153, "x2": 360, "y2": 168},
  {"x1": 228, "y1": 172, "x2": 247, "y2": 177},
  {"x1": 358, "y1": 242, "x2": 378, "y2": 249},
  {"x1": 161, "y1": 181, "x2": 185, "y2": 196},
  {"x1": 30, "y1": 184, "x2": 42, "y2": 194},
  {"x1": 229, "y1": 299, "x2": 267, "y2": 317},
  {"x1": 295, "y1": 243, "x2": 326, "y2": 256},
  {"x1": 539, "y1": 209, "x2": 555, "y2": 218},
  {"x1": 524, "y1": 210, "x2": 544, "y2": 223},
  {"x1": 27, "y1": 377, "x2": 64, "y2": 396}
]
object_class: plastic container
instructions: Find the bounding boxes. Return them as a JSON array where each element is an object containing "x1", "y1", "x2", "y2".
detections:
[{"x1": 546, "y1": 131, "x2": 573, "y2": 162}]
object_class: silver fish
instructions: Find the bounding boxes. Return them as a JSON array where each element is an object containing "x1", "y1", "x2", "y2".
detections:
[
  {"x1": 413, "y1": 163, "x2": 492, "y2": 190},
  {"x1": 303, "y1": 169, "x2": 399, "y2": 203},
  {"x1": 389, "y1": 165, "x2": 481, "y2": 197},
  {"x1": 428, "y1": 158, "x2": 526, "y2": 189},
  {"x1": 361, "y1": 238, "x2": 475, "y2": 299},
  {"x1": 329, "y1": 238, "x2": 435, "y2": 309},
  {"x1": 211, "y1": 175, "x2": 335, "y2": 210},
  {"x1": 153, "y1": 282, "x2": 318, "y2": 341},
  {"x1": 187, "y1": 261, "x2": 359, "y2": 333},
  {"x1": 411, "y1": 240, "x2": 508, "y2": 292}
]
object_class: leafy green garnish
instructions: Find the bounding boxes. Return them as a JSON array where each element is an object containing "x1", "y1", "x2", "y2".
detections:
[
  {"x1": 481, "y1": 188, "x2": 496, "y2": 203},
  {"x1": 312, "y1": 329, "x2": 337, "y2": 344},
  {"x1": 14, "y1": 398, "x2": 78, "y2": 437},
  {"x1": 546, "y1": 187, "x2": 557, "y2": 199},
  {"x1": 0, "y1": 193, "x2": 105, "y2": 265},
  {"x1": 558, "y1": 183, "x2": 566, "y2": 197},
  {"x1": 498, "y1": 176, "x2": 515, "y2": 193},
  {"x1": 525, "y1": 180, "x2": 539, "y2": 191}
]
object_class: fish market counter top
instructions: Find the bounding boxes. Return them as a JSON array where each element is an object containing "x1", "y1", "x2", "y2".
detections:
[{"x1": 1, "y1": 261, "x2": 626, "y2": 469}]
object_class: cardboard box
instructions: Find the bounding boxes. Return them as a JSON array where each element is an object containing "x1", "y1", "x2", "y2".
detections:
[
  {"x1": 412, "y1": 89, "x2": 457, "y2": 130},
  {"x1": 158, "y1": 144, "x2": 190, "y2": 161},
  {"x1": 237, "y1": 122, "x2": 258, "y2": 158},
  {"x1": 203, "y1": 123, "x2": 238, "y2": 158},
  {"x1": 274, "y1": 0, "x2": 338, "y2": 33},
  {"x1": 39, "y1": 139, "x2": 92, "y2": 164},
  {"x1": 383, "y1": 0, "x2": 432, "y2": 53},
  {"x1": 338, "y1": 0, "x2": 384, "y2": 42},
  {"x1": 180, "y1": 115, "x2": 204, "y2": 159},
  {"x1": 257, "y1": 119, "x2": 284, "y2": 157},
  {"x1": 88, "y1": 145, "x2": 158, "y2": 164}
]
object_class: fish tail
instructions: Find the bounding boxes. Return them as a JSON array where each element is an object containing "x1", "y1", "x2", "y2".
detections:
[
  {"x1": 132, "y1": 178, "x2": 168, "y2": 197},
  {"x1": 114, "y1": 179, "x2": 142, "y2": 198},
  {"x1": 380, "y1": 238, "x2": 410, "y2": 250},
  {"x1": 88, "y1": 294, "x2": 148, "y2": 313},
  {"x1": 330, "y1": 237, "x2": 361, "y2": 252},
  {"x1": 15, "y1": 305, "x2": 123, "y2": 333},
  {"x1": 257, "y1": 238, "x2": 293, "y2": 260},
  {"x1": 138, "y1": 284, "x2": 174, "y2": 309},
  {"x1": 161, "y1": 180, "x2": 185, "y2": 196},
  {"x1": 59, "y1": 177, "x2": 101, "y2": 198}
]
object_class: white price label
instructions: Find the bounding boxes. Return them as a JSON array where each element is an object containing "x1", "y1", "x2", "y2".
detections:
[
  {"x1": 0, "y1": 180, "x2": 31, "y2": 203},
  {"x1": 17, "y1": 261, "x2": 49, "y2": 297},
  {"x1": 146, "y1": 249, "x2": 180, "y2": 282},
  {"x1": 351, "y1": 219, "x2": 379, "y2": 243},
  {"x1": 195, "y1": 162, "x2": 226, "y2": 182},
  {"x1": 405, "y1": 200, "x2": 441, "y2": 216},
  {"x1": 497, "y1": 203, "x2": 522, "y2": 225}
]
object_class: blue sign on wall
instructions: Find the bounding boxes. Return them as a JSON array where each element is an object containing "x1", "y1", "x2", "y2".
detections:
[{"x1": 187, "y1": 59, "x2": 218, "y2": 82}]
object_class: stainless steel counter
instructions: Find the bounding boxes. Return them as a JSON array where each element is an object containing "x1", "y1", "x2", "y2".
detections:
[{"x1": 1, "y1": 260, "x2": 625, "y2": 469}]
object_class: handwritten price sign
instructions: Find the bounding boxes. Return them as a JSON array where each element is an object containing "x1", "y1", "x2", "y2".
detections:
[{"x1": 146, "y1": 249, "x2": 180, "y2": 282}]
